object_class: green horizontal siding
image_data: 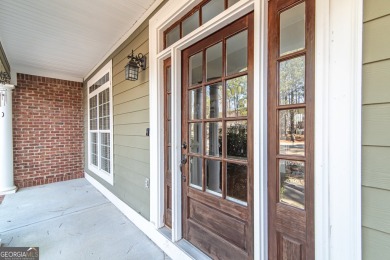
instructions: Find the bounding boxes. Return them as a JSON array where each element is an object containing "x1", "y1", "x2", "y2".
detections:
[
  {"x1": 362, "y1": 0, "x2": 390, "y2": 258},
  {"x1": 83, "y1": 1, "x2": 167, "y2": 220}
]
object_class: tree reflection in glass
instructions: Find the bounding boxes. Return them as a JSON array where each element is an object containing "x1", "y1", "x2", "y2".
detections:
[
  {"x1": 226, "y1": 75, "x2": 247, "y2": 117},
  {"x1": 227, "y1": 120, "x2": 247, "y2": 159},
  {"x1": 279, "y1": 109, "x2": 305, "y2": 156},
  {"x1": 279, "y1": 56, "x2": 305, "y2": 105},
  {"x1": 279, "y1": 160, "x2": 305, "y2": 209}
]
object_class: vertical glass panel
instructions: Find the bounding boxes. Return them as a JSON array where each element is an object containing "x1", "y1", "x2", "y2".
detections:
[
  {"x1": 189, "y1": 123, "x2": 203, "y2": 154},
  {"x1": 226, "y1": 30, "x2": 248, "y2": 75},
  {"x1": 279, "y1": 109, "x2": 305, "y2": 156},
  {"x1": 166, "y1": 66, "x2": 171, "y2": 93},
  {"x1": 99, "y1": 89, "x2": 110, "y2": 130},
  {"x1": 89, "y1": 96, "x2": 98, "y2": 130},
  {"x1": 189, "y1": 52, "x2": 203, "y2": 85},
  {"x1": 190, "y1": 156, "x2": 203, "y2": 189},
  {"x1": 202, "y1": 0, "x2": 224, "y2": 24},
  {"x1": 226, "y1": 120, "x2": 247, "y2": 159},
  {"x1": 206, "y1": 159, "x2": 222, "y2": 195},
  {"x1": 166, "y1": 25, "x2": 180, "y2": 48},
  {"x1": 189, "y1": 88, "x2": 203, "y2": 119},
  {"x1": 228, "y1": 0, "x2": 240, "y2": 7},
  {"x1": 279, "y1": 160, "x2": 305, "y2": 209},
  {"x1": 182, "y1": 11, "x2": 199, "y2": 37},
  {"x1": 226, "y1": 75, "x2": 248, "y2": 117},
  {"x1": 206, "y1": 122, "x2": 222, "y2": 157},
  {"x1": 226, "y1": 163, "x2": 247, "y2": 204},
  {"x1": 167, "y1": 94, "x2": 171, "y2": 120},
  {"x1": 280, "y1": 2, "x2": 305, "y2": 56},
  {"x1": 91, "y1": 133, "x2": 98, "y2": 166},
  {"x1": 279, "y1": 56, "x2": 305, "y2": 105},
  {"x1": 206, "y1": 83, "x2": 222, "y2": 118},
  {"x1": 206, "y1": 42, "x2": 223, "y2": 81},
  {"x1": 100, "y1": 133, "x2": 110, "y2": 173}
]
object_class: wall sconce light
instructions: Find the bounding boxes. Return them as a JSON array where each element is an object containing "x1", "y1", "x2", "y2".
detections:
[
  {"x1": 125, "y1": 50, "x2": 146, "y2": 81},
  {"x1": 0, "y1": 71, "x2": 11, "y2": 85}
]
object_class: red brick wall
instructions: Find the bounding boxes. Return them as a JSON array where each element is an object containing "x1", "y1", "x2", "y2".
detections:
[{"x1": 13, "y1": 73, "x2": 84, "y2": 188}]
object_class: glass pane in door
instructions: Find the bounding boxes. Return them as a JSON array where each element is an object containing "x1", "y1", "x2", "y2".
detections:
[
  {"x1": 226, "y1": 163, "x2": 247, "y2": 204},
  {"x1": 279, "y1": 159, "x2": 305, "y2": 209},
  {"x1": 206, "y1": 83, "x2": 222, "y2": 118},
  {"x1": 206, "y1": 42, "x2": 223, "y2": 81},
  {"x1": 206, "y1": 159, "x2": 222, "y2": 195},
  {"x1": 226, "y1": 120, "x2": 247, "y2": 159},
  {"x1": 226, "y1": 75, "x2": 248, "y2": 117},
  {"x1": 279, "y1": 56, "x2": 305, "y2": 105},
  {"x1": 226, "y1": 30, "x2": 248, "y2": 75},
  {"x1": 189, "y1": 52, "x2": 203, "y2": 85},
  {"x1": 279, "y1": 109, "x2": 305, "y2": 156},
  {"x1": 280, "y1": 2, "x2": 305, "y2": 56},
  {"x1": 206, "y1": 122, "x2": 222, "y2": 157},
  {"x1": 189, "y1": 88, "x2": 203, "y2": 119},
  {"x1": 190, "y1": 156, "x2": 203, "y2": 189},
  {"x1": 189, "y1": 123, "x2": 203, "y2": 154}
]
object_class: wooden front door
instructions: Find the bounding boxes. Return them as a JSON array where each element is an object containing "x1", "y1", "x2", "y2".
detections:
[
  {"x1": 268, "y1": 0, "x2": 315, "y2": 259},
  {"x1": 181, "y1": 13, "x2": 254, "y2": 259}
]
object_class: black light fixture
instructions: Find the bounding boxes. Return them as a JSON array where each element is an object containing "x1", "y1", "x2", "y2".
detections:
[{"x1": 125, "y1": 50, "x2": 147, "y2": 81}]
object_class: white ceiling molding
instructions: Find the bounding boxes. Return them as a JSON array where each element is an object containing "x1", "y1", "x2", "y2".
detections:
[{"x1": 0, "y1": 0, "x2": 159, "y2": 82}]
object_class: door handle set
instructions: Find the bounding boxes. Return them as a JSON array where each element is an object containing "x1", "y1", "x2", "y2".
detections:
[
  {"x1": 180, "y1": 141, "x2": 188, "y2": 181},
  {"x1": 179, "y1": 155, "x2": 187, "y2": 182}
]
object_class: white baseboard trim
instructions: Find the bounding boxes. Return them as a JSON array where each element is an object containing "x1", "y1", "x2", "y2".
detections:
[{"x1": 85, "y1": 172, "x2": 193, "y2": 260}]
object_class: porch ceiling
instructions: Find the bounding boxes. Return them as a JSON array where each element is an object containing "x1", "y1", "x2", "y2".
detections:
[{"x1": 0, "y1": 0, "x2": 158, "y2": 82}]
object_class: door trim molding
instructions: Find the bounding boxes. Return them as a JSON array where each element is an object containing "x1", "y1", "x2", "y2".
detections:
[{"x1": 314, "y1": 0, "x2": 362, "y2": 259}]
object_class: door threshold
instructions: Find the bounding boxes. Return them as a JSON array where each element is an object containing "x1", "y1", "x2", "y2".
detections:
[{"x1": 158, "y1": 227, "x2": 211, "y2": 260}]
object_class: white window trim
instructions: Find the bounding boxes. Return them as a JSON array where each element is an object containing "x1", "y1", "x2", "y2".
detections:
[{"x1": 87, "y1": 60, "x2": 114, "y2": 185}]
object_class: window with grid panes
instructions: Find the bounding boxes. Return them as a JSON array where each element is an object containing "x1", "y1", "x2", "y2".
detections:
[{"x1": 88, "y1": 61, "x2": 113, "y2": 183}]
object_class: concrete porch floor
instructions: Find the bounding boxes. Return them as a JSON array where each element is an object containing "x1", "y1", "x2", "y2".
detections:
[{"x1": 0, "y1": 178, "x2": 170, "y2": 260}]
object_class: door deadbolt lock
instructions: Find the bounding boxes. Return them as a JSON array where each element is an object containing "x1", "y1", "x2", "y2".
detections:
[{"x1": 181, "y1": 142, "x2": 187, "y2": 149}]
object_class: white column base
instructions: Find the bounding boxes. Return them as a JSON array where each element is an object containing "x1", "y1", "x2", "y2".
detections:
[{"x1": 0, "y1": 186, "x2": 17, "y2": 195}]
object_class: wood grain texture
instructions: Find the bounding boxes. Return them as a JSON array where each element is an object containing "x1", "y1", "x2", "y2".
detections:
[
  {"x1": 362, "y1": 103, "x2": 390, "y2": 146},
  {"x1": 363, "y1": 0, "x2": 390, "y2": 22},
  {"x1": 363, "y1": 59, "x2": 390, "y2": 104},
  {"x1": 281, "y1": 235, "x2": 302, "y2": 260},
  {"x1": 362, "y1": 146, "x2": 390, "y2": 190},
  {"x1": 189, "y1": 199, "x2": 247, "y2": 249},
  {"x1": 363, "y1": 15, "x2": 390, "y2": 64},
  {"x1": 362, "y1": 227, "x2": 390, "y2": 260},
  {"x1": 362, "y1": 186, "x2": 390, "y2": 234}
]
